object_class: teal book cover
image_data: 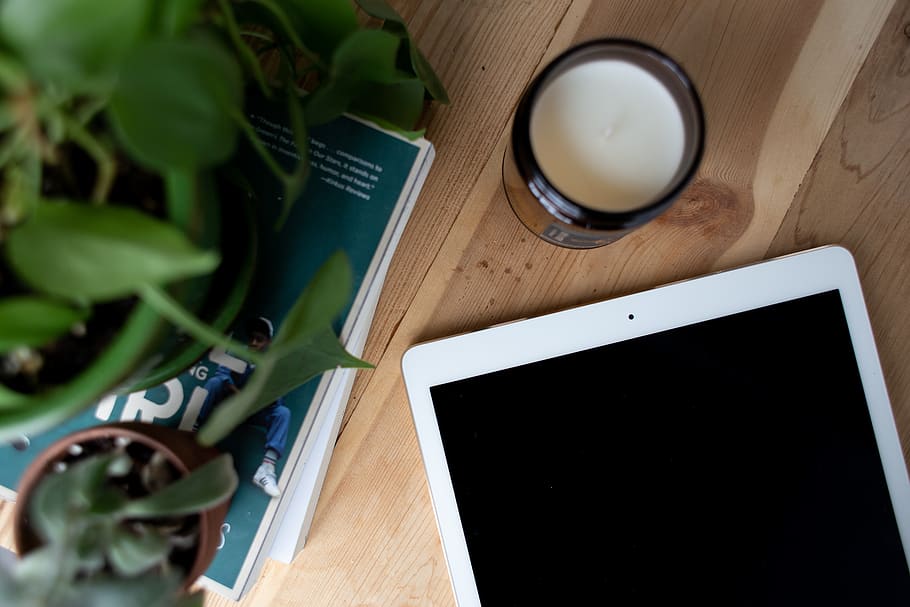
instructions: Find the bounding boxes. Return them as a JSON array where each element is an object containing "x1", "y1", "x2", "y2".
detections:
[{"x1": 0, "y1": 97, "x2": 433, "y2": 600}]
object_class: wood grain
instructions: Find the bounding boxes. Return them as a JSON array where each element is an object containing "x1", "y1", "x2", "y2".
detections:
[
  {"x1": 767, "y1": 0, "x2": 910, "y2": 457},
  {"x1": 221, "y1": 1, "x2": 905, "y2": 604},
  {"x1": 2, "y1": 2, "x2": 906, "y2": 606},
  {"x1": 343, "y1": 0, "x2": 575, "y2": 427},
  {"x1": 224, "y1": 2, "x2": 901, "y2": 606}
]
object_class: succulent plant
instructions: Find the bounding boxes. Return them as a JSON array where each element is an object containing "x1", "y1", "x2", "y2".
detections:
[{"x1": 0, "y1": 437, "x2": 237, "y2": 607}]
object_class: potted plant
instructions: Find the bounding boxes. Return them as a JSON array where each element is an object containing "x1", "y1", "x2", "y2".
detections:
[
  {"x1": 0, "y1": 0, "x2": 447, "y2": 444},
  {"x1": 1, "y1": 421, "x2": 238, "y2": 606}
]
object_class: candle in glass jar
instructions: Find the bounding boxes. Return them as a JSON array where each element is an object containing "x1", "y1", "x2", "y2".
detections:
[{"x1": 529, "y1": 59, "x2": 685, "y2": 213}]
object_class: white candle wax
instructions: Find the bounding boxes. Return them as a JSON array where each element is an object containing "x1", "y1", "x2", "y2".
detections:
[{"x1": 530, "y1": 59, "x2": 686, "y2": 213}]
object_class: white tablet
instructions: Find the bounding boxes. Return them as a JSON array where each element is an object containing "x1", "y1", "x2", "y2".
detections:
[{"x1": 402, "y1": 245, "x2": 910, "y2": 605}]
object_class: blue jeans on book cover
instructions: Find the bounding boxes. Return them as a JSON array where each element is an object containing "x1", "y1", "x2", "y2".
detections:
[{"x1": 198, "y1": 373, "x2": 290, "y2": 459}]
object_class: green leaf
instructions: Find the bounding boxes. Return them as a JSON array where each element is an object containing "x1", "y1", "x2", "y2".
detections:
[
  {"x1": 407, "y1": 39, "x2": 449, "y2": 104},
  {"x1": 1, "y1": 154, "x2": 40, "y2": 227},
  {"x1": 65, "y1": 571, "x2": 192, "y2": 607},
  {"x1": 108, "y1": 35, "x2": 242, "y2": 171},
  {"x1": 351, "y1": 78, "x2": 426, "y2": 130},
  {"x1": 6, "y1": 544, "x2": 81, "y2": 600},
  {"x1": 0, "y1": 384, "x2": 26, "y2": 409},
  {"x1": 303, "y1": 28, "x2": 409, "y2": 126},
  {"x1": 356, "y1": 0, "x2": 449, "y2": 102},
  {"x1": 199, "y1": 327, "x2": 370, "y2": 445},
  {"x1": 121, "y1": 453, "x2": 237, "y2": 518},
  {"x1": 332, "y1": 29, "x2": 407, "y2": 84},
  {"x1": 277, "y1": 0, "x2": 358, "y2": 58},
  {"x1": 28, "y1": 455, "x2": 118, "y2": 544},
  {"x1": 6, "y1": 201, "x2": 220, "y2": 301},
  {"x1": 0, "y1": 296, "x2": 89, "y2": 352},
  {"x1": 273, "y1": 251, "x2": 351, "y2": 349},
  {"x1": 107, "y1": 528, "x2": 172, "y2": 576},
  {"x1": 198, "y1": 252, "x2": 365, "y2": 443},
  {"x1": 302, "y1": 77, "x2": 358, "y2": 126},
  {"x1": 152, "y1": 0, "x2": 204, "y2": 36},
  {"x1": 0, "y1": 50, "x2": 28, "y2": 91},
  {"x1": 0, "y1": 0, "x2": 150, "y2": 94}
]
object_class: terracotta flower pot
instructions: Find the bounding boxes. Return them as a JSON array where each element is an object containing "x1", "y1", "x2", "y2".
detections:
[{"x1": 13, "y1": 421, "x2": 230, "y2": 588}]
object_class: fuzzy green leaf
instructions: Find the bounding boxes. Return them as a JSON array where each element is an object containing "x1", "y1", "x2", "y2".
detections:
[
  {"x1": 0, "y1": 297, "x2": 89, "y2": 352},
  {"x1": 28, "y1": 455, "x2": 120, "y2": 544},
  {"x1": 1, "y1": 155, "x2": 40, "y2": 227},
  {"x1": 5, "y1": 201, "x2": 220, "y2": 302},
  {"x1": 0, "y1": 0, "x2": 150, "y2": 94},
  {"x1": 107, "y1": 528, "x2": 172, "y2": 577},
  {"x1": 198, "y1": 251, "x2": 366, "y2": 443},
  {"x1": 109, "y1": 36, "x2": 242, "y2": 171},
  {"x1": 65, "y1": 571, "x2": 193, "y2": 607},
  {"x1": 351, "y1": 78, "x2": 426, "y2": 130},
  {"x1": 0, "y1": 384, "x2": 26, "y2": 409},
  {"x1": 277, "y1": 0, "x2": 358, "y2": 58},
  {"x1": 152, "y1": 0, "x2": 204, "y2": 36},
  {"x1": 303, "y1": 29, "x2": 407, "y2": 126},
  {"x1": 199, "y1": 327, "x2": 370, "y2": 445},
  {"x1": 120, "y1": 453, "x2": 237, "y2": 518},
  {"x1": 331, "y1": 29, "x2": 406, "y2": 84},
  {"x1": 407, "y1": 39, "x2": 449, "y2": 104},
  {"x1": 356, "y1": 0, "x2": 449, "y2": 102},
  {"x1": 3, "y1": 544, "x2": 82, "y2": 602},
  {"x1": 302, "y1": 77, "x2": 358, "y2": 126}
]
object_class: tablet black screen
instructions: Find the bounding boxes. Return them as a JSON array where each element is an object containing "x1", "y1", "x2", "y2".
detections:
[{"x1": 429, "y1": 290, "x2": 910, "y2": 605}]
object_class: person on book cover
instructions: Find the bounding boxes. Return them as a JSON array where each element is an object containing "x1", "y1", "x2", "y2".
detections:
[{"x1": 193, "y1": 316, "x2": 288, "y2": 498}]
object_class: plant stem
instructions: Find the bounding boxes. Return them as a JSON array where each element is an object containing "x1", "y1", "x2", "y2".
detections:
[
  {"x1": 61, "y1": 115, "x2": 115, "y2": 203},
  {"x1": 0, "y1": 129, "x2": 28, "y2": 168},
  {"x1": 231, "y1": 107, "x2": 292, "y2": 184},
  {"x1": 138, "y1": 284, "x2": 264, "y2": 365},
  {"x1": 216, "y1": 0, "x2": 271, "y2": 96},
  {"x1": 255, "y1": 0, "x2": 327, "y2": 72},
  {"x1": 164, "y1": 169, "x2": 194, "y2": 232},
  {"x1": 239, "y1": 30, "x2": 275, "y2": 43},
  {"x1": 74, "y1": 96, "x2": 109, "y2": 127}
]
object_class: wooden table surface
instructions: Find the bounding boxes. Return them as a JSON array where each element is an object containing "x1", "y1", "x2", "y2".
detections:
[{"x1": 2, "y1": 0, "x2": 909, "y2": 605}]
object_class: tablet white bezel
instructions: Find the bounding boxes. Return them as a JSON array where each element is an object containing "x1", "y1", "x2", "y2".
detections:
[{"x1": 401, "y1": 245, "x2": 910, "y2": 607}]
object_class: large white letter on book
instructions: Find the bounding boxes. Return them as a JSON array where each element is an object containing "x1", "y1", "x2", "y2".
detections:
[{"x1": 122, "y1": 378, "x2": 183, "y2": 423}]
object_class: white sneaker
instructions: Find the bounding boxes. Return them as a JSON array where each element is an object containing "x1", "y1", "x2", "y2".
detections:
[{"x1": 253, "y1": 464, "x2": 280, "y2": 498}]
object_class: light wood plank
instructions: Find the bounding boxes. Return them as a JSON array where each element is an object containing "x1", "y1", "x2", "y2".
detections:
[
  {"x1": 343, "y1": 0, "x2": 576, "y2": 427},
  {"x1": 252, "y1": 2, "x2": 898, "y2": 606},
  {"x1": 3, "y1": 2, "x2": 904, "y2": 607},
  {"x1": 766, "y1": 0, "x2": 910, "y2": 456},
  {"x1": 718, "y1": 0, "x2": 895, "y2": 268}
]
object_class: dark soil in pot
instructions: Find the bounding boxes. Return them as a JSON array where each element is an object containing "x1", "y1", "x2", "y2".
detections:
[
  {"x1": 0, "y1": 146, "x2": 164, "y2": 394},
  {"x1": 0, "y1": 142, "x2": 254, "y2": 399}
]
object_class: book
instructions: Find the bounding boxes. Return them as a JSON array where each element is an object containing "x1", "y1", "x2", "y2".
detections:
[{"x1": 0, "y1": 96, "x2": 434, "y2": 600}]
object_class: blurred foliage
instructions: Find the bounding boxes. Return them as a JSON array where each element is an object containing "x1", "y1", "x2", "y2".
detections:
[
  {"x1": 0, "y1": 445, "x2": 236, "y2": 607},
  {"x1": 0, "y1": 0, "x2": 445, "y2": 440}
]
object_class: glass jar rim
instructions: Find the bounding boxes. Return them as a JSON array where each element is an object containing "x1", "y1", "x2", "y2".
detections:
[{"x1": 511, "y1": 38, "x2": 706, "y2": 231}]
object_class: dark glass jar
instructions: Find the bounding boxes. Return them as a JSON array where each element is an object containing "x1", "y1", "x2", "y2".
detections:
[{"x1": 503, "y1": 39, "x2": 705, "y2": 249}]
